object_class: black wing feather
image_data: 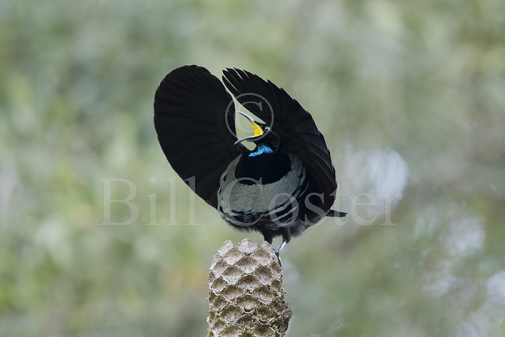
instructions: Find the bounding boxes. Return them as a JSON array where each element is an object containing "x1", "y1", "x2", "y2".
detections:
[
  {"x1": 222, "y1": 68, "x2": 337, "y2": 219},
  {"x1": 154, "y1": 65, "x2": 246, "y2": 208}
]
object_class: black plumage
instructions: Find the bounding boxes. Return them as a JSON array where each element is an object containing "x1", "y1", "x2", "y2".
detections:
[{"x1": 154, "y1": 65, "x2": 345, "y2": 257}]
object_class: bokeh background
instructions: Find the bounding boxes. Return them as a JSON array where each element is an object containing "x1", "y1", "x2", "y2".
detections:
[{"x1": 2, "y1": 0, "x2": 505, "y2": 336}]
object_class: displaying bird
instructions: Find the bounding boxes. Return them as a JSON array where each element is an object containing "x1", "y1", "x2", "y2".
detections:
[{"x1": 154, "y1": 65, "x2": 345, "y2": 261}]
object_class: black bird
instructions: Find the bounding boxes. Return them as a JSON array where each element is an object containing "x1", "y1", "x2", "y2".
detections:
[{"x1": 154, "y1": 65, "x2": 345, "y2": 260}]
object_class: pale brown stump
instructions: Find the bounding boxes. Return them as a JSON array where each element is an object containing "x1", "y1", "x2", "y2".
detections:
[{"x1": 207, "y1": 239, "x2": 292, "y2": 337}]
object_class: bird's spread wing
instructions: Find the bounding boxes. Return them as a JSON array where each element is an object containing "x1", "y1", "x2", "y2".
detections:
[
  {"x1": 154, "y1": 65, "x2": 247, "y2": 208},
  {"x1": 222, "y1": 68, "x2": 337, "y2": 219}
]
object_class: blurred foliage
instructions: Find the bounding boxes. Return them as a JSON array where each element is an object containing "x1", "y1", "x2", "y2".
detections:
[{"x1": 1, "y1": 0, "x2": 505, "y2": 336}]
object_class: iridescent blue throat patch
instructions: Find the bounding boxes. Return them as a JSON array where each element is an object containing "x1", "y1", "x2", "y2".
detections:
[{"x1": 248, "y1": 144, "x2": 274, "y2": 157}]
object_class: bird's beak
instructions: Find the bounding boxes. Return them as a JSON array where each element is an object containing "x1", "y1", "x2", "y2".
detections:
[{"x1": 234, "y1": 111, "x2": 264, "y2": 145}]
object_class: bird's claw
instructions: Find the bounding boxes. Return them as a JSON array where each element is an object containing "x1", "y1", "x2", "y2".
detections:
[
  {"x1": 273, "y1": 248, "x2": 283, "y2": 267},
  {"x1": 272, "y1": 240, "x2": 287, "y2": 267}
]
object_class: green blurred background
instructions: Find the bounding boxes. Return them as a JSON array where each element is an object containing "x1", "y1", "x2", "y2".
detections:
[{"x1": 2, "y1": 0, "x2": 505, "y2": 336}]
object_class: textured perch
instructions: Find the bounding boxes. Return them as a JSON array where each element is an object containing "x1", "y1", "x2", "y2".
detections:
[{"x1": 207, "y1": 239, "x2": 292, "y2": 337}]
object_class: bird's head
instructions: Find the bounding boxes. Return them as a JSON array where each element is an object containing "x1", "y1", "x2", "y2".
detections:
[{"x1": 234, "y1": 111, "x2": 280, "y2": 149}]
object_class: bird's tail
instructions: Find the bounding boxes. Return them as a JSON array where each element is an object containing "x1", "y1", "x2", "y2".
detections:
[{"x1": 326, "y1": 210, "x2": 347, "y2": 217}]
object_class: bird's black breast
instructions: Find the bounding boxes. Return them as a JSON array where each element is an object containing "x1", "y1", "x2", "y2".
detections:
[{"x1": 234, "y1": 151, "x2": 292, "y2": 185}]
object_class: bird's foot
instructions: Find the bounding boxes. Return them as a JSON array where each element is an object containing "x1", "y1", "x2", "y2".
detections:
[
  {"x1": 272, "y1": 240, "x2": 287, "y2": 267},
  {"x1": 273, "y1": 248, "x2": 283, "y2": 267}
]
